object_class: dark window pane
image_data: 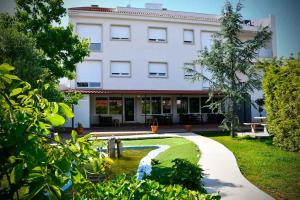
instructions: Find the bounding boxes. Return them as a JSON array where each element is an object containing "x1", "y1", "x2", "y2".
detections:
[
  {"x1": 152, "y1": 97, "x2": 161, "y2": 114},
  {"x1": 142, "y1": 98, "x2": 151, "y2": 114},
  {"x1": 190, "y1": 97, "x2": 200, "y2": 113},
  {"x1": 109, "y1": 97, "x2": 122, "y2": 114},
  {"x1": 177, "y1": 97, "x2": 188, "y2": 114},
  {"x1": 96, "y1": 97, "x2": 108, "y2": 114},
  {"x1": 90, "y1": 82, "x2": 101, "y2": 87},
  {"x1": 201, "y1": 97, "x2": 211, "y2": 113},
  {"x1": 77, "y1": 82, "x2": 88, "y2": 87},
  {"x1": 162, "y1": 97, "x2": 171, "y2": 114}
]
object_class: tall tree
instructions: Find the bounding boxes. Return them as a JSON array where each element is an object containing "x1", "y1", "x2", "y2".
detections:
[{"x1": 190, "y1": 1, "x2": 271, "y2": 136}]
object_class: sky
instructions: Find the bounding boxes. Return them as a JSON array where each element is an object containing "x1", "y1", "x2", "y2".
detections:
[{"x1": 1, "y1": 0, "x2": 300, "y2": 57}]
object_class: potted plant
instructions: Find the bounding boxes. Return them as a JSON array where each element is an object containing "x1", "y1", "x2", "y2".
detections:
[
  {"x1": 76, "y1": 122, "x2": 84, "y2": 134},
  {"x1": 150, "y1": 120, "x2": 159, "y2": 134},
  {"x1": 184, "y1": 124, "x2": 193, "y2": 132}
]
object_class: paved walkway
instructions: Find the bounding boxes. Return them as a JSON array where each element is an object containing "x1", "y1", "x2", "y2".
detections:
[{"x1": 176, "y1": 132, "x2": 273, "y2": 200}]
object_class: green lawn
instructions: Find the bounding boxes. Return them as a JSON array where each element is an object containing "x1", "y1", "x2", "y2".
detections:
[
  {"x1": 198, "y1": 132, "x2": 300, "y2": 200},
  {"x1": 92, "y1": 137, "x2": 200, "y2": 183}
]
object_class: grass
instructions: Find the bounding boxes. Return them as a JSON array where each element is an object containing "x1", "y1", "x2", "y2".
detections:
[
  {"x1": 92, "y1": 137, "x2": 200, "y2": 183},
  {"x1": 198, "y1": 131, "x2": 300, "y2": 200}
]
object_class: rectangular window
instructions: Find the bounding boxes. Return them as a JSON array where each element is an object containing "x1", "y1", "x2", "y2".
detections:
[
  {"x1": 76, "y1": 61, "x2": 102, "y2": 88},
  {"x1": 77, "y1": 24, "x2": 102, "y2": 51},
  {"x1": 109, "y1": 97, "x2": 123, "y2": 114},
  {"x1": 184, "y1": 63, "x2": 196, "y2": 79},
  {"x1": 148, "y1": 27, "x2": 167, "y2": 42},
  {"x1": 162, "y1": 97, "x2": 172, "y2": 114},
  {"x1": 141, "y1": 97, "x2": 151, "y2": 114},
  {"x1": 201, "y1": 97, "x2": 211, "y2": 113},
  {"x1": 177, "y1": 97, "x2": 188, "y2": 114},
  {"x1": 189, "y1": 97, "x2": 200, "y2": 113},
  {"x1": 183, "y1": 29, "x2": 194, "y2": 44},
  {"x1": 111, "y1": 61, "x2": 131, "y2": 77},
  {"x1": 201, "y1": 32, "x2": 213, "y2": 52},
  {"x1": 111, "y1": 25, "x2": 130, "y2": 40},
  {"x1": 151, "y1": 97, "x2": 162, "y2": 114},
  {"x1": 96, "y1": 97, "x2": 108, "y2": 114},
  {"x1": 149, "y1": 62, "x2": 167, "y2": 78}
]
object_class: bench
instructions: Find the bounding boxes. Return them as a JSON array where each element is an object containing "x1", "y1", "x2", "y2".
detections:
[
  {"x1": 243, "y1": 122, "x2": 263, "y2": 133},
  {"x1": 261, "y1": 123, "x2": 269, "y2": 134}
]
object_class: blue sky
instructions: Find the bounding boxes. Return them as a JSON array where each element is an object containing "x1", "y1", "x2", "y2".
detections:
[{"x1": 1, "y1": 0, "x2": 300, "y2": 57}]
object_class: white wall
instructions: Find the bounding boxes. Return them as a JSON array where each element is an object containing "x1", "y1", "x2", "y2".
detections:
[{"x1": 74, "y1": 95, "x2": 90, "y2": 128}]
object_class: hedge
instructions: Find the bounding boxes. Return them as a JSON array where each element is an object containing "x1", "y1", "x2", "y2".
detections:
[{"x1": 262, "y1": 55, "x2": 300, "y2": 151}]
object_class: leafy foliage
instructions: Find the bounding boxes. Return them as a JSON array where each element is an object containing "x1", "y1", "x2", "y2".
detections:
[
  {"x1": 0, "y1": 64, "x2": 100, "y2": 199},
  {"x1": 261, "y1": 55, "x2": 300, "y2": 151},
  {"x1": 96, "y1": 175, "x2": 220, "y2": 200},
  {"x1": 189, "y1": 1, "x2": 272, "y2": 136},
  {"x1": 169, "y1": 159, "x2": 204, "y2": 191}
]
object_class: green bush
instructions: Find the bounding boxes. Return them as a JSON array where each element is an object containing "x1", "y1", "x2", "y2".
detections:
[
  {"x1": 169, "y1": 158, "x2": 204, "y2": 191},
  {"x1": 262, "y1": 55, "x2": 300, "y2": 151},
  {"x1": 96, "y1": 175, "x2": 220, "y2": 200}
]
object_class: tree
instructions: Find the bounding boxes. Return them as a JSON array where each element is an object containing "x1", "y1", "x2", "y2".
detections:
[
  {"x1": 0, "y1": 64, "x2": 100, "y2": 199},
  {"x1": 190, "y1": 1, "x2": 271, "y2": 136}
]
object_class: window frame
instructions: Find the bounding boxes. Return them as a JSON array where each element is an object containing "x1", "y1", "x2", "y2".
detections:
[
  {"x1": 183, "y1": 29, "x2": 195, "y2": 45},
  {"x1": 184, "y1": 63, "x2": 196, "y2": 79},
  {"x1": 76, "y1": 60, "x2": 102, "y2": 89},
  {"x1": 148, "y1": 27, "x2": 168, "y2": 43},
  {"x1": 148, "y1": 62, "x2": 168, "y2": 78},
  {"x1": 110, "y1": 24, "x2": 131, "y2": 41},
  {"x1": 110, "y1": 61, "x2": 132, "y2": 78},
  {"x1": 76, "y1": 23, "x2": 103, "y2": 52}
]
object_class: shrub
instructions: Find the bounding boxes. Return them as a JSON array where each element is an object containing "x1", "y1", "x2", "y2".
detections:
[
  {"x1": 262, "y1": 55, "x2": 300, "y2": 151},
  {"x1": 96, "y1": 175, "x2": 220, "y2": 200},
  {"x1": 169, "y1": 158, "x2": 204, "y2": 191}
]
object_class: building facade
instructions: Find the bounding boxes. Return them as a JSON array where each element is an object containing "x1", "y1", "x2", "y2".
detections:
[{"x1": 62, "y1": 3, "x2": 276, "y2": 128}]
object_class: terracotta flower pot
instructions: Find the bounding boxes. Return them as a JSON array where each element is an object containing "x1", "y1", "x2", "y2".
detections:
[
  {"x1": 151, "y1": 125, "x2": 159, "y2": 134},
  {"x1": 184, "y1": 125, "x2": 193, "y2": 132},
  {"x1": 76, "y1": 127, "x2": 84, "y2": 135}
]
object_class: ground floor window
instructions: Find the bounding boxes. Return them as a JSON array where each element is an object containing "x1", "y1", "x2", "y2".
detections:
[
  {"x1": 141, "y1": 97, "x2": 172, "y2": 114},
  {"x1": 176, "y1": 97, "x2": 188, "y2": 114},
  {"x1": 96, "y1": 97, "x2": 109, "y2": 114},
  {"x1": 151, "y1": 97, "x2": 161, "y2": 114},
  {"x1": 189, "y1": 97, "x2": 200, "y2": 113},
  {"x1": 162, "y1": 97, "x2": 172, "y2": 114},
  {"x1": 141, "y1": 97, "x2": 151, "y2": 114}
]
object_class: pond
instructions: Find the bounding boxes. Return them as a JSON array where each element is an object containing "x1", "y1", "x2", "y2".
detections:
[{"x1": 108, "y1": 147, "x2": 156, "y2": 179}]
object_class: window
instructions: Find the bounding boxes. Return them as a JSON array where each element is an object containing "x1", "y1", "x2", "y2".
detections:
[
  {"x1": 76, "y1": 61, "x2": 102, "y2": 88},
  {"x1": 148, "y1": 27, "x2": 167, "y2": 42},
  {"x1": 77, "y1": 24, "x2": 102, "y2": 51},
  {"x1": 109, "y1": 97, "x2": 123, "y2": 114},
  {"x1": 162, "y1": 97, "x2": 172, "y2": 114},
  {"x1": 151, "y1": 97, "x2": 161, "y2": 114},
  {"x1": 201, "y1": 32, "x2": 213, "y2": 52},
  {"x1": 111, "y1": 61, "x2": 131, "y2": 77},
  {"x1": 96, "y1": 97, "x2": 108, "y2": 114},
  {"x1": 177, "y1": 97, "x2": 188, "y2": 114},
  {"x1": 149, "y1": 62, "x2": 167, "y2": 78},
  {"x1": 189, "y1": 97, "x2": 200, "y2": 113},
  {"x1": 183, "y1": 29, "x2": 194, "y2": 44},
  {"x1": 202, "y1": 66, "x2": 212, "y2": 88},
  {"x1": 111, "y1": 25, "x2": 130, "y2": 40},
  {"x1": 141, "y1": 98, "x2": 151, "y2": 114},
  {"x1": 184, "y1": 63, "x2": 196, "y2": 79}
]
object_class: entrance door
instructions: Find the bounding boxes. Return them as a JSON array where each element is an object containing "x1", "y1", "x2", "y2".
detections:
[{"x1": 124, "y1": 98, "x2": 135, "y2": 121}]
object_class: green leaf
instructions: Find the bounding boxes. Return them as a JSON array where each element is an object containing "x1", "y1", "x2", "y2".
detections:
[
  {"x1": 46, "y1": 113, "x2": 65, "y2": 126},
  {"x1": 71, "y1": 130, "x2": 78, "y2": 143},
  {"x1": 0, "y1": 63, "x2": 14, "y2": 72},
  {"x1": 59, "y1": 103, "x2": 74, "y2": 118},
  {"x1": 10, "y1": 163, "x2": 23, "y2": 184},
  {"x1": 10, "y1": 88, "x2": 23, "y2": 97},
  {"x1": 50, "y1": 185, "x2": 61, "y2": 199}
]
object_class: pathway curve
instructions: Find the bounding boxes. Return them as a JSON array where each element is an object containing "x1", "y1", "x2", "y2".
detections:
[{"x1": 173, "y1": 132, "x2": 273, "y2": 200}]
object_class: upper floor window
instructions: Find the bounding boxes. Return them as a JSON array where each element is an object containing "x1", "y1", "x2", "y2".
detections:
[
  {"x1": 77, "y1": 24, "x2": 102, "y2": 52},
  {"x1": 111, "y1": 25, "x2": 130, "y2": 40},
  {"x1": 110, "y1": 61, "x2": 131, "y2": 77},
  {"x1": 183, "y1": 29, "x2": 194, "y2": 44},
  {"x1": 148, "y1": 27, "x2": 167, "y2": 42},
  {"x1": 201, "y1": 32, "x2": 213, "y2": 52},
  {"x1": 184, "y1": 63, "x2": 196, "y2": 79},
  {"x1": 76, "y1": 61, "x2": 102, "y2": 88},
  {"x1": 149, "y1": 62, "x2": 168, "y2": 78}
]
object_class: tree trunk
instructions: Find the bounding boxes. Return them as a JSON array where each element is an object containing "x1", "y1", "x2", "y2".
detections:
[
  {"x1": 71, "y1": 105, "x2": 74, "y2": 129},
  {"x1": 230, "y1": 98, "x2": 237, "y2": 137}
]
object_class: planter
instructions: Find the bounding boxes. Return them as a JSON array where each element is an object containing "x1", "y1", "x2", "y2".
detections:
[
  {"x1": 76, "y1": 127, "x2": 84, "y2": 135},
  {"x1": 151, "y1": 125, "x2": 159, "y2": 134},
  {"x1": 184, "y1": 125, "x2": 192, "y2": 132}
]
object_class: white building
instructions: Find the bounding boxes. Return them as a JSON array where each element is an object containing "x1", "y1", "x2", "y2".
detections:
[{"x1": 62, "y1": 3, "x2": 276, "y2": 128}]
